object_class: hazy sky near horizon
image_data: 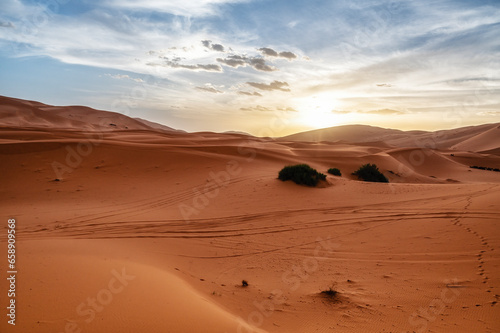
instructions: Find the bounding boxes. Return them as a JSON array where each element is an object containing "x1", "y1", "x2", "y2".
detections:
[{"x1": 1, "y1": 0, "x2": 499, "y2": 135}]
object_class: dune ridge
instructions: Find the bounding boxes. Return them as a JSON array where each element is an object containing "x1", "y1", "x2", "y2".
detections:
[
  {"x1": 282, "y1": 122, "x2": 500, "y2": 152},
  {"x1": 0, "y1": 95, "x2": 180, "y2": 133}
]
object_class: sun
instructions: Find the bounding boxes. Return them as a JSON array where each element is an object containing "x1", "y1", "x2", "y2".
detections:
[{"x1": 295, "y1": 93, "x2": 343, "y2": 129}]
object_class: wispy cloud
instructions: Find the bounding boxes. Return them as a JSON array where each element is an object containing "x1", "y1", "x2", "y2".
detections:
[
  {"x1": 278, "y1": 106, "x2": 298, "y2": 112},
  {"x1": 217, "y1": 55, "x2": 277, "y2": 72},
  {"x1": 240, "y1": 105, "x2": 297, "y2": 112},
  {"x1": 216, "y1": 55, "x2": 246, "y2": 68},
  {"x1": 0, "y1": 21, "x2": 14, "y2": 28},
  {"x1": 105, "y1": 74, "x2": 144, "y2": 82},
  {"x1": 237, "y1": 91, "x2": 262, "y2": 96},
  {"x1": 148, "y1": 57, "x2": 223, "y2": 72},
  {"x1": 196, "y1": 84, "x2": 224, "y2": 93},
  {"x1": 331, "y1": 110, "x2": 352, "y2": 115},
  {"x1": 363, "y1": 108, "x2": 404, "y2": 115},
  {"x1": 102, "y1": 0, "x2": 251, "y2": 17},
  {"x1": 240, "y1": 105, "x2": 272, "y2": 112},
  {"x1": 329, "y1": 108, "x2": 404, "y2": 115},
  {"x1": 259, "y1": 47, "x2": 297, "y2": 60},
  {"x1": 202, "y1": 40, "x2": 226, "y2": 52},
  {"x1": 247, "y1": 80, "x2": 290, "y2": 92}
]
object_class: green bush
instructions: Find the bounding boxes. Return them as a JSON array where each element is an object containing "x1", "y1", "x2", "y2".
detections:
[
  {"x1": 327, "y1": 168, "x2": 342, "y2": 176},
  {"x1": 352, "y1": 163, "x2": 388, "y2": 183},
  {"x1": 278, "y1": 164, "x2": 326, "y2": 187}
]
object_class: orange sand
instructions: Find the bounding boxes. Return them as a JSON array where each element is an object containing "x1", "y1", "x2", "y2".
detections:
[{"x1": 1, "y1": 96, "x2": 499, "y2": 332}]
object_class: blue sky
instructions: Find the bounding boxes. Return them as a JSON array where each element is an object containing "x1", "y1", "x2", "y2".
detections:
[{"x1": 0, "y1": 0, "x2": 499, "y2": 135}]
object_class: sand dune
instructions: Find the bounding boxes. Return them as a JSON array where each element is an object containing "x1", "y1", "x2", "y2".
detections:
[
  {"x1": 282, "y1": 124, "x2": 410, "y2": 144},
  {"x1": 8, "y1": 240, "x2": 263, "y2": 333},
  {"x1": 0, "y1": 95, "x2": 180, "y2": 133},
  {"x1": 1, "y1": 96, "x2": 499, "y2": 333},
  {"x1": 283, "y1": 122, "x2": 500, "y2": 152},
  {"x1": 451, "y1": 124, "x2": 500, "y2": 153}
]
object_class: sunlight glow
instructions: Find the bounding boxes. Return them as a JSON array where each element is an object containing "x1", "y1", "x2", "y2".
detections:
[{"x1": 295, "y1": 93, "x2": 345, "y2": 129}]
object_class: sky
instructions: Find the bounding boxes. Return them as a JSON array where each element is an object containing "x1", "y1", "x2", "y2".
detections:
[{"x1": 0, "y1": 0, "x2": 499, "y2": 136}]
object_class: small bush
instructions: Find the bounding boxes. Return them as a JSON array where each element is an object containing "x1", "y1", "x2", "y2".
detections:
[
  {"x1": 327, "y1": 168, "x2": 342, "y2": 176},
  {"x1": 321, "y1": 287, "x2": 338, "y2": 297},
  {"x1": 278, "y1": 164, "x2": 326, "y2": 187},
  {"x1": 352, "y1": 163, "x2": 388, "y2": 183},
  {"x1": 320, "y1": 284, "x2": 339, "y2": 302},
  {"x1": 241, "y1": 280, "x2": 249, "y2": 287},
  {"x1": 470, "y1": 165, "x2": 500, "y2": 172}
]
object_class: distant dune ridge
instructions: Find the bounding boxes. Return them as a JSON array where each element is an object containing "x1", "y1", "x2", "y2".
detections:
[
  {"x1": 1, "y1": 95, "x2": 500, "y2": 333},
  {"x1": 1, "y1": 95, "x2": 498, "y2": 152},
  {"x1": 0, "y1": 95, "x2": 181, "y2": 133},
  {"x1": 282, "y1": 123, "x2": 500, "y2": 153}
]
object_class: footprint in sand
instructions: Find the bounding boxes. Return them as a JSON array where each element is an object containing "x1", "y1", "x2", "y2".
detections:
[{"x1": 450, "y1": 197, "x2": 496, "y2": 302}]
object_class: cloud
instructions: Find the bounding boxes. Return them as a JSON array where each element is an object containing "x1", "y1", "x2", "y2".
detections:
[
  {"x1": 202, "y1": 40, "x2": 225, "y2": 52},
  {"x1": 362, "y1": 108, "x2": 404, "y2": 115},
  {"x1": 240, "y1": 105, "x2": 272, "y2": 112},
  {"x1": 329, "y1": 109, "x2": 403, "y2": 115},
  {"x1": 149, "y1": 57, "x2": 223, "y2": 72},
  {"x1": 197, "y1": 64, "x2": 223, "y2": 71},
  {"x1": 216, "y1": 55, "x2": 247, "y2": 68},
  {"x1": 331, "y1": 110, "x2": 352, "y2": 114},
  {"x1": 258, "y1": 48, "x2": 297, "y2": 60},
  {"x1": 248, "y1": 57, "x2": 276, "y2": 72},
  {"x1": 196, "y1": 84, "x2": 224, "y2": 93},
  {"x1": 278, "y1": 51, "x2": 297, "y2": 60},
  {"x1": 0, "y1": 21, "x2": 14, "y2": 28},
  {"x1": 238, "y1": 91, "x2": 262, "y2": 96},
  {"x1": 277, "y1": 107, "x2": 298, "y2": 112},
  {"x1": 217, "y1": 55, "x2": 276, "y2": 72},
  {"x1": 240, "y1": 105, "x2": 297, "y2": 112},
  {"x1": 247, "y1": 80, "x2": 290, "y2": 92},
  {"x1": 477, "y1": 111, "x2": 500, "y2": 116},
  {"x1": 103, "y1": 0, "x2": 250, "y2": 17},
  {"x1": 105, "y1": 74, "x2": 144, "y2": 82},
  {"x1": 259, "y1": 47, "x2": 278, "y2": 57}
]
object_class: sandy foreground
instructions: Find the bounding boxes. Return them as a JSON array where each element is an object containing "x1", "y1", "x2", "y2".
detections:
[{"x1": 1, "y1": 96, "x2": 499, "y2": 332}]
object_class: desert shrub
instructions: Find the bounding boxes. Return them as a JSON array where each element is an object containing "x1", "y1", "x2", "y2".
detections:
[
  {"x1": 327, "y1": 168, "x2": 342, "y2": 176},
  {"x1": 352, "y1": 163, "x2": 388, "y2": 183},
  {"x1": 278, "y1": 164, "x2": 326, "y2": 187},
  {"x1": 470, "y1": 166, "x2": 500, "y2": 172},
  {"x1": 320, "y1": 284, "x2": 339, "y2": 302},
  {"x1": 321, "y1": 286, "x2": 338, "y2": 297}
]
